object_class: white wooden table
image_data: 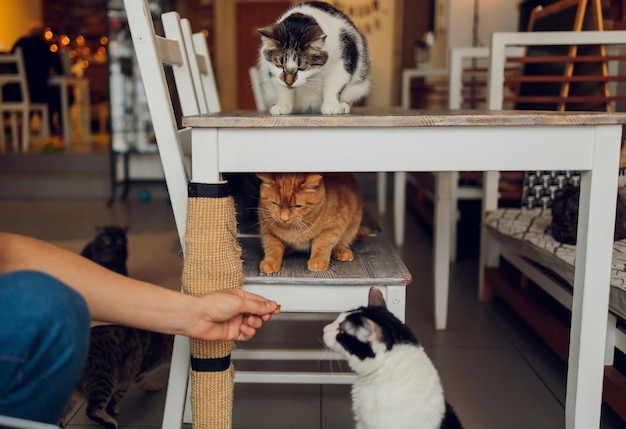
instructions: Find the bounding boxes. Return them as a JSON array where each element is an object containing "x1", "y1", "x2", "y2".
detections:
[{"x1": 182, "y1": 109, "x2": 626, "y2": 429}]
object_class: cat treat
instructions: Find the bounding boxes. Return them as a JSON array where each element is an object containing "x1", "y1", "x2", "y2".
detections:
[{"x1": 258, "y1": 1, "x2": 370, "y2": 115}]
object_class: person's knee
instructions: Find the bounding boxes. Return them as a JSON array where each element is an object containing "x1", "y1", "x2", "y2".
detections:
[{"x1": 0, "y1": 270, "x2": 90, "y2": 422}]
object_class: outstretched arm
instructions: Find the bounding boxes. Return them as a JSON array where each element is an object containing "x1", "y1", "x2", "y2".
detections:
[{"x1": 0, "y1": 232, "x2": 279, "y2": 341}]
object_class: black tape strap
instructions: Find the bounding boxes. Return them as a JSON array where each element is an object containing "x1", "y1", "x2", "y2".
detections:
[
  {"x1": 188, "y1": 182, "x2": 231, "y2": 198},
  {"x1": 190, "y1": 354, "x2": 231, "y2": 372}
]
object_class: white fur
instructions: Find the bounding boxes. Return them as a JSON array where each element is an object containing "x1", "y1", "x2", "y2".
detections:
[
  {"x1": 324, "y1": 314, "x2": 446, "y2": 429},
  {"x1": 259, "y1": 3, "x2": 369, "y2": 115}
]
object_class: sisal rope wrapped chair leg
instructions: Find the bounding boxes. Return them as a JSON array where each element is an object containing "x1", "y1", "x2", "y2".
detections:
[{"x1": 183, "y1": 183, "x2": 241, "y2": 429}]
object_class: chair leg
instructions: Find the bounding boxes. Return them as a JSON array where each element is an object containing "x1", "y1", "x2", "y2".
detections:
[
  {"x1": 40, "y1": 107, "x2": 50, "y2": 140},
  {"x1": 377, "y1": 171, "x2": 387, "y2": 214},
  {"x1": 161, "y1": 335, "x2": 190, "y2": 429},
  {"x1": 10, "y1": 112, "x2": 19, "y2": 152},
  {"x1": 21, "y1": 109, "x2": 30, "y2": 153},
  {"x1": 0, "y1": 112, "x2": 5, "y2": 153},
  {"x1": 449, "y1": 171, "x2": 459, "y2": 262},
  {"x1": 393, "y1": 172, "x2": 406, "y2": 246},
  {"x1": 434, "y1": 171, "x2": 452, "y2": 330}
]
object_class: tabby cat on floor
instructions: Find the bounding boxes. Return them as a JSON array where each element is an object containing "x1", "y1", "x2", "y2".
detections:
[
  {"x1": 324, "y1": 288, "x2": 464, "y2": 429},
  {"x1": 258, "y1": 1, "x2": 370, "y2": 115},
  {"x1": 60, "y1": 226, "x2": 173, "y2": 429},
  {"x1": 256, "y1": 172, "x2": 366, "y2": 273}
]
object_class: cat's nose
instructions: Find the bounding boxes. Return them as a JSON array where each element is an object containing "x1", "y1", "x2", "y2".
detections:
[{"x1": 284, "y1": 73, "x2": 296, "y2": 87}]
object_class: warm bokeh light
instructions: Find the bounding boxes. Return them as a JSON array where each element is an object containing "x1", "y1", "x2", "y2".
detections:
[
  {"x1": 81, "y1": 47, "x2": 90, "y2": 56},
  {"x1": 80, "y1": 59, "x2": 89, "y2": 68},
  {"x1": 60, "y1": 35, "x2": 70, "y2": 46},
  {"x1": 44, "y1": 29, "x2": 53, "y2": 41},
  {"x1": 76, "y1": 35, "x2": 85, "y2": 45},
  {"x1": 49, "y1": 44, "x2": 58, "y2": 53},
  {"x1": 100, "y1": 36, "x2": 108, "y2": 45}
]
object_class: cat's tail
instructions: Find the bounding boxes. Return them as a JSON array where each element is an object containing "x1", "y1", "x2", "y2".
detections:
[{"x1": 356, "y1": 226, "x2": 370, "y2": 241}]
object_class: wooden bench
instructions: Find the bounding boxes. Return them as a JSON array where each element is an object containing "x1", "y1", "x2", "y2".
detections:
[{"x1": 480, "y1": 29, "x2": 626, "y2": 421}]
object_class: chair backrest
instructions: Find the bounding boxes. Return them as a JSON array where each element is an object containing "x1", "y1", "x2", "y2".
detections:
[
  {"x1": 123, "y1": 0, "x2": 198, "y2": 248},
  {"x1": 249, "y1": 66, "x2": 267, "y2": 111},
  {"x1": 448, "y1": 46, "x2": 525, "y2": 111},
  {"x1": 488, "y1": 30, "x2": 626, "y2": 111},
  {"x1": 485, "y1": 30, "x2": 626, "y2": 211},
  {"x1": 0, "y1": 48, "x2": 31, "y2": 104},
  {"x1": 162, "y1": 13, "x2": 221, "y2": 114},
  {"x1": 187, "y1": 22, "x2": 221, "y2": 113},
  {"x1": 448, "y1": 47, "x2": 490, "y2": 110}
]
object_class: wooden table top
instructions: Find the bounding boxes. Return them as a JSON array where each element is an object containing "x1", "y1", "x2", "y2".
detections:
[{"x1": 182, "y1": 109, "x2": 626, "y2": 128}]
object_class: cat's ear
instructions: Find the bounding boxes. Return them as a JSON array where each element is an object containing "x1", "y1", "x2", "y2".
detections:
[
  {"x1": 257, "y1": 173, "x2": 275, "y2": 185},
  {"x1": 258, "y1": 26, "x2": 276, "y2": 41},
  {"x1": 302, "y1": 174, "x2": 323, "y2": 189},
  {"x1": 306, "y1": 26, "x2": 327, "y2": 50},
  {"x1": 368, "y1": 287, "x2": 387, "y2": 309},
  {"x1": 359, "y1": 317, "x2": 383, "y2": 343}
]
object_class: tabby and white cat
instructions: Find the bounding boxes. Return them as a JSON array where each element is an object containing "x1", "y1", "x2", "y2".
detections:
[
  {"x1": 323, "y1": 288, "x2": 464, "y2": 429},
  {"x1": 60, "y1": 226, "x2": 173, "y2": 429},
  {"x1": 258, "y1": 1, "x2": 370, "y2": 115},
  {"x1": 256, "y1": 172, "x2": 365, "y2": 273}
]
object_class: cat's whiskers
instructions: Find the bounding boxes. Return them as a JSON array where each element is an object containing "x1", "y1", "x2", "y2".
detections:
[{"x1": 319, "y1": 339, "x2": 349, "y2": 376}]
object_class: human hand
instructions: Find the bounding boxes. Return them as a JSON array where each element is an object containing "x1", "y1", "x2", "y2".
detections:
[{"x1": 185, "y1": 288, "x2": 280, "y2": 342}]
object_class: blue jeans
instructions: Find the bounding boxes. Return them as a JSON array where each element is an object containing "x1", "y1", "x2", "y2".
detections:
[{"x1": 0, "y1": 271, "x2": 90, "y2": 424}]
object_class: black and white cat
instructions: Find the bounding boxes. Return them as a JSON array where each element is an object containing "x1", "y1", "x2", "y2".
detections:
[
  {"x1": 323, "y1": 288, "x2": 463, "y2": 429},
  {"x1": 258, "y1": 1, "x2": 370, "y2": 115}
]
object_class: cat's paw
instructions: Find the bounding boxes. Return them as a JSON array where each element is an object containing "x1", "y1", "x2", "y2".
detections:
[
  {"x1": 332, "y1": 248, "x2": 354, "y2": 262},
  {"x1": 321, "y1": 102, "x2": 351, "y2": 115},
  {"x1": 260, "y1": 259, "x2": 282, "y2": 273},
  {"x1": 269, "y1": 104, "x2": 293, "y2": 115},
  {"x1": 88, "y1": 408, "x2": 118, "y2": 429},
  {"x1": 138, "y1": 375, "x2": 164, "y2": 392},
  {"x1": 308, "y1": 257, "x2": 330, "y2": 271}
]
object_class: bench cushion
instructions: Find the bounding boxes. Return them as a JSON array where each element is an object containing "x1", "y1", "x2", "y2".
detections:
[{"x1": 485, "y1": 208, "x2": 626, "y2": 320}]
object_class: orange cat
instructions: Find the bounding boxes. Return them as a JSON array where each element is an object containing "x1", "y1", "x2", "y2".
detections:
[{"x1": 256, "y1": 172, "x2": 364, "y2": 273}]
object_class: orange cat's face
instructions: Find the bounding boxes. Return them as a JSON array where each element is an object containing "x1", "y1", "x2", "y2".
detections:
[{"x1": 257, "y1": 173, "x2": 325, "y2": 227}]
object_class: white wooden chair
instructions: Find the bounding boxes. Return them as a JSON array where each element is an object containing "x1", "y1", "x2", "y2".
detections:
[
  {"x1": 124, "y1": 1, "x2": 411, "y2": 427},
  {"x1": 0, "y1": 48, "x2": 49, "y2": 152},
  {"x1": 248, "y1": 66, "x2": 266, "y2": 112}
]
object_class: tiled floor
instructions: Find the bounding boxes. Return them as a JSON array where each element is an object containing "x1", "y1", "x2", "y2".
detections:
[{"x1": 1, "y1": 193, "x2": 624, "y2": 429}]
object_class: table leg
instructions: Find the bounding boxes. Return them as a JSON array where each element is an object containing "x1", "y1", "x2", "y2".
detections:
[
  {"x1": 393, "y1": 171, "x2": 407, "y2": 246},
  {"x1": 566, "y1": 125, "x2": 621, "y2": 429},
  {"x1": 433, "y1": 171, "x2": 452, "y2": 330}
]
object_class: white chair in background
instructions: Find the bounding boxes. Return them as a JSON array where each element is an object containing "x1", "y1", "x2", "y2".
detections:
[
  {"x1": 125, "y1": 2, "x2": 410, "y2": 427},
  {"x1": 248, "y1": 65, "x2": 266, "y2": 112},
  {"x1": 0, "y1": 48, "x2": 49, "y2": 152}
]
